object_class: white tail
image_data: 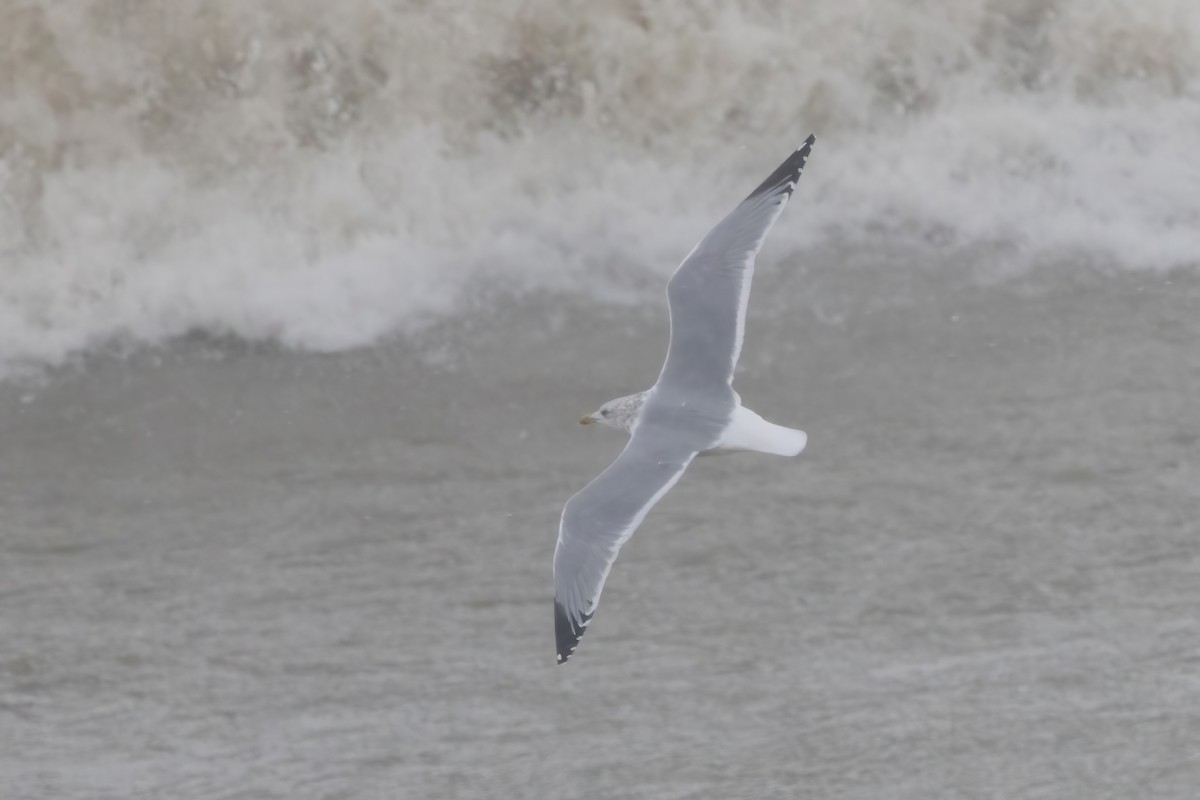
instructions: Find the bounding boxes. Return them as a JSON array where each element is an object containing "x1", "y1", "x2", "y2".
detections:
[{"x1": 715, "y1": 405, "x2": 807, "y2": 456}]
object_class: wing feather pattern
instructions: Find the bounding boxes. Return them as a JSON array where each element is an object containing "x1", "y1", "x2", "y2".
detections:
[
  {"x1": 658, "y1": 135, "x2": 815, "y2": 391},
  {"x1": 553, "y1": 432, "x2": 697, "y2": 663}
]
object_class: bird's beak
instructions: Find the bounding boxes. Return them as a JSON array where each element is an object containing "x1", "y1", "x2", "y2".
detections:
[{"x1": 579, "y1": 415, "x2": 596, "y2": 425}]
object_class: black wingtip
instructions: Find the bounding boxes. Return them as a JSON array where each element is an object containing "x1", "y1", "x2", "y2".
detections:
[
  {"x1": 554, "y1": 601, "x2": 591, "y2": 665},
  {"x1": 744, "y1": 133, "x2": 817, "y2": 201}
]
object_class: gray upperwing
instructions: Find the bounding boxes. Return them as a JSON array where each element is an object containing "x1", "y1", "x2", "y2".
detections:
[
  {"x1": 553, "y1": 428, "x2": 698, "y2": 663},
  {"x1": 658, "y1": 136, "x2": 815, "y2": 391}
]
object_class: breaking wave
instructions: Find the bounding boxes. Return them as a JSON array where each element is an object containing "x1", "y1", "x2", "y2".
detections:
[{"x1": 2, "y1": 0, "x2": 1198, "y2": 373}]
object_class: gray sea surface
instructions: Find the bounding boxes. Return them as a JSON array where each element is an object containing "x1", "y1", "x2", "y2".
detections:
[{"x1": 2, "y1": 251, "x2": 1199, "y2": 799}]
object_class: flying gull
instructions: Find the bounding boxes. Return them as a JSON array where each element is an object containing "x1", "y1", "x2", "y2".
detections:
[{"x1": 554, "y1": 136, "x2": 816, "y2": 663}]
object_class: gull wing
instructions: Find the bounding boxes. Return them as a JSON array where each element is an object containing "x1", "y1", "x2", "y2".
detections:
[
  {"x1": 657, "y1": 136, "x2": 815, "y2": 391},
  {"x1": 553, "y1": 430, "x2": 698, "y2": 663}
]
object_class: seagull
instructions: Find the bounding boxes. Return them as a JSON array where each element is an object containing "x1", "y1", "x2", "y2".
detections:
[{"x1": 554, "y1": 136, "x2": 816, "y2": 663}]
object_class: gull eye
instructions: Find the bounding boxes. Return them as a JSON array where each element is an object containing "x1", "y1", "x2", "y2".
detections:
[{"x1": 601, "y1": 409, "x2": 610, "y2": 417}]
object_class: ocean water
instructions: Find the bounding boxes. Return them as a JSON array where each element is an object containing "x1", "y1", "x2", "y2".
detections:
[{"x1": 2, "y1": 2, "x2": 1200, "y2": 798}]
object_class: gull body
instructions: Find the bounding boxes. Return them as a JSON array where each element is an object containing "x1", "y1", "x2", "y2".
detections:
[
  {"x1": 554, "y1": 136, "x2": 817, "y2": 663},
  {"x1": 580, "y1": 391, "x2": 806, "y2": 457}
]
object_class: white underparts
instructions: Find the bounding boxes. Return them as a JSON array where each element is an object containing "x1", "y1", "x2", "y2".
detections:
[{"x1": 714, "y1": 405, "x2": 807, "y2": 456}]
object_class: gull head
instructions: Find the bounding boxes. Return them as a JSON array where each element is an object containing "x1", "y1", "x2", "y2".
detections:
[{"x1": 579, "y1": 391, "x2": 647, "y2": 434}]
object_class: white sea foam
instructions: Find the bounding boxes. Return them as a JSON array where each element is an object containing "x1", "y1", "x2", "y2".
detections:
[{"x1": 2, "y1": 0, "x2": 1198, "y2": 374}]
